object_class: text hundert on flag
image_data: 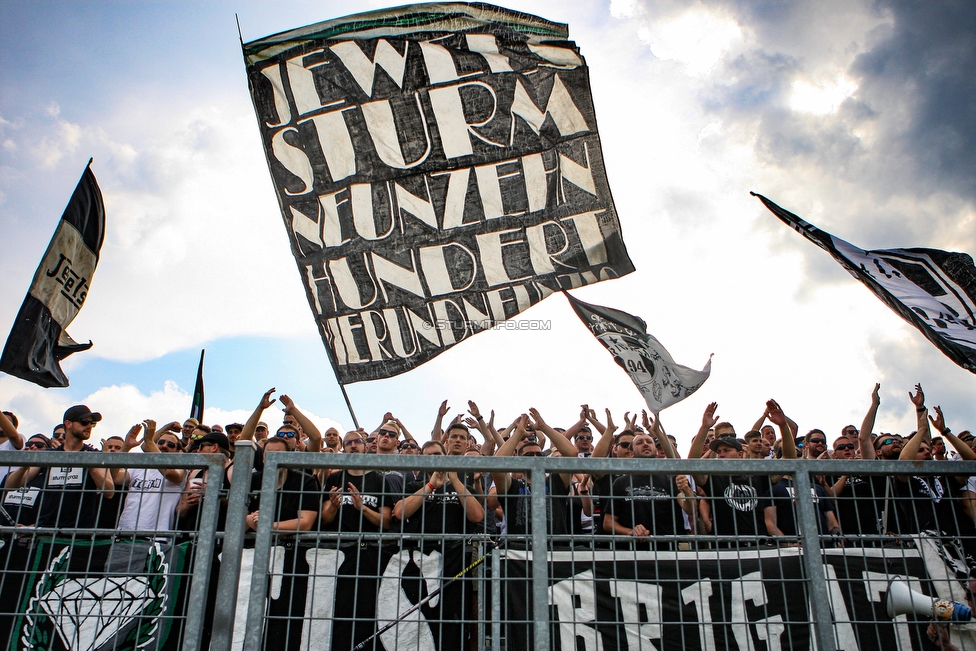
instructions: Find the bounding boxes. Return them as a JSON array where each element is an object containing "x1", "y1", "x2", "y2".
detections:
[
  {"x1": 566, "y1": 292, "x2": 711, "y2": 414},
  {"x1": 243, "y1": 3, "x2": 635, "y2": 384},
  {"x1": 0, "y1": 161, "x2": 105, "y2": 388},
  {"x1": 753, "y1": 192, "x2": 976, "y2": 374}
]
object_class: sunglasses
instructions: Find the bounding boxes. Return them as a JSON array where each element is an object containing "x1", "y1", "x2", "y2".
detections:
[
  {"x1": 26, "y1": 440, "x2": 48, "y2": 449},
  {"x1": 521, "y1": 451, "x2": 545, "y2": 457},
  {"x1": 807, "y1": 439, "x2": 826, "y2": 445},
  {"x1": 158, "y1": 439, "x2": 180, "y2": 450},
  {"x1": 76, "y1": 419, "x2": 97, "y2": 427},
  {"x1": 879, "y1": 438, "x2": 897, "y2": 447},
  {"x1": 577, "y1": 436, "x2": 592, "y2": 441},
  {"x1": 616, "y1": 441, "x2": 632, "y2": 449},
  {"x1": 276, "y1": 431, "x2": 297, "y2": 438},
  {"x1": 377, "y1": 430, "x2": 398, "y2": 439},
  {"x1": 834, "y1": 443, "x2": 856, "y2": 451},
  {"x1": 400, "y1": 444, "x2": 419, "y2": 450}
]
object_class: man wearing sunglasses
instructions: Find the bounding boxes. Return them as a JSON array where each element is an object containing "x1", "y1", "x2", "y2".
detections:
[
  {"x1": 689, "y1": 400, "x2": 797, "y2": 548},
  {"x1": 491, "y1": 410, "x2": 581, "y2": 539},
  {"x1": 6, "y1": 405, "x2": 115, "y2": 532}
]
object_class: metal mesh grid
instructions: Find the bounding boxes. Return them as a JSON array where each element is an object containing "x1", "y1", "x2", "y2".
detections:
[{"x1": 3, "y1": 448, "x2": 976, "y2": 651}]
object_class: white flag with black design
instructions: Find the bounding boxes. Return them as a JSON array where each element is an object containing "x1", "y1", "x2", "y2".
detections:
[
  {"x1": 566, "y1": 293, "x2": 711, "y2": 414},
  {"x1": 754, "y1": 193, "x2": 976, "y2": 374}
]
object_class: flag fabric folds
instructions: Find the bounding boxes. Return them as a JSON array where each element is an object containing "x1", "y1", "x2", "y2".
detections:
[
  {"x1": 566, "y1": 293, "x2": 711, "y2": 414},
  {"x1": 0, "y1": 162, "x2": 105, "y2": 388},
  {"x1": 190, "y1": 349, "x2": 205, "y2": 422},
  {"x1": 243, "y1": 3, "x2": 634, "y2": 384},
  {"x1": 753, "y1": 192, "x2": 976, "y2": 373}
]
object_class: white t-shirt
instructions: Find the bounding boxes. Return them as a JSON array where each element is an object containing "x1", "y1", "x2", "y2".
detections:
[{"x1": 118, "y1": 454, "x2": 186, "y2": 533}]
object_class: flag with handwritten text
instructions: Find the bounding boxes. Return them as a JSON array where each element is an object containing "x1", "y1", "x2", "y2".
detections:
[
  {"x1": 1, "y1": 162, "x2": 104, "y2": 388},
  {"x1": 244, "y1": 3, "x2": 634, "y2": 383}
]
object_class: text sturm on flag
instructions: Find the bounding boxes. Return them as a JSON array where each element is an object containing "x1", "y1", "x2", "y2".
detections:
[
  {"x1": 244, "y1": 3, "x2": 635, "y2": 384},
  {"x1": 566, "y1": 293, "x2": 711, "y2": 414},
  {"x1": 754, "y1": 193, "x2": 976, "y2": 374},
  {"x1": 0, "y1": 162, "x2": 105, "y2": 388}
]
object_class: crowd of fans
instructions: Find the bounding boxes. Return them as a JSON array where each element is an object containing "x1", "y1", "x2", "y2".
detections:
[
  {"x1": 1, "y1": 383, "x2": 973, "y2": 552},
  {"x1": 3, "y1": 384, "x2": 975, "y2": 651}
]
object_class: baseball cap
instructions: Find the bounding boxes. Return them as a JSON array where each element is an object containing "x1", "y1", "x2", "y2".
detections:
[
  {"x1": 196, "y1": 432, "x2": 230, "y2": 451},
  {"x1": 63, "y1": 405, "x2": 102, "y2": 423},
  {"x1": 225, "y1": 423, "x2": 244, "y2": 432},
  {"x1": 709, "y1": 435, "x2": 743, "y2": 452}
]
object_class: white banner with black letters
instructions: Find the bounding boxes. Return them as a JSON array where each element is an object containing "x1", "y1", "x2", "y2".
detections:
[{"x1": 244, "y1": 3, "x2": 635, "y2": 383}]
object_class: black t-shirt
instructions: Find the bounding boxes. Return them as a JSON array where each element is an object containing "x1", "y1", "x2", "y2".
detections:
[
  {"x1": 890, "y1": 474, "x2": 969, "y2": 536},
  {"x1": 500, "y1": 473, "x2": 571, "y2": 537},
  {"x1": 703, "y1": 474, "x2": 771, "y2": 540},
  {"x1": 2, "y1": 470, "x2": 46, "y2": 526},
  {"x1": 36, "y1": 449, "x2": 105, "y2": 529},
  {"x1": 606, "y1": 474, "x2": 683, "y2": 540},
  {"x1": 401, "y1": 474, "x2": 478, "y2": 540},
  {"x1": 829, "y1": 474, "x2": 886, "y2": 538},
  {"x1": 323, "y1": 470, "x2": 391, "y2": 534},
  {"x1": 252, "y1": 469, "x2": 321, "y2": 526},
  {"x1": 762, "y1": 478, "x2": 836, "y2": 536}
]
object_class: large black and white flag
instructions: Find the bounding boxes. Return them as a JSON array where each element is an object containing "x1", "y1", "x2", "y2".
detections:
[
  {"x1": 567, "y1": 293, "x2": 711, "y2": 414},
  {"x1": 0, "y1": 162, "x2": 105, "y2": 388},
  {"x1": 244, "y1": 3, "x2": 635, "y2": 384},
  {"x1": 754, "y1": 193, "x2": 976, "y2": 373}
]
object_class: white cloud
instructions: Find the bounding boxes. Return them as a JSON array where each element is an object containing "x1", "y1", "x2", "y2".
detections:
[
  {"x1": 636, "y1": 9, "x2": 743, "y2": 76},
  {"x1": 790, "y1": 75, "x2": 858, "y2": 114}
]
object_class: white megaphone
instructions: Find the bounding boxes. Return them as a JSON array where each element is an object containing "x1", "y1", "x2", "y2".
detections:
[{"x1": 886, "y1": 579, "x2": 973, "y2": 622}]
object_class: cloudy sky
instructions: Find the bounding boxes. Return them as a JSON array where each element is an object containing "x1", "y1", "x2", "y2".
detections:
[{"x1": 1, "y1": 0, "x2": 973, "y2": 451}]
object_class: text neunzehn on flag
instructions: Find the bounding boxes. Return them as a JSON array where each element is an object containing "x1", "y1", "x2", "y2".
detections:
[
  {"x1": 754, "y1": 193, "x2": 976, "y2": 373},
  {"x1": 0, "y1": 162, "x2": 105, "y2": 388},
  {"x1": 243, "y1": 3, "x2": 635, "y2": 384},
  {"x1": 566, "y1": 293, "x2": 711, "y2": 414}
]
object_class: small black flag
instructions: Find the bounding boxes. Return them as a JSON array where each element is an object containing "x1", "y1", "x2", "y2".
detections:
[
  {"x1": 566, "y1": 293, "x2": 711, "y2": 414},
  {"x1": 190, "y1": 349, "x2": 205, "y2": 422},
  {"x1": 753, "y1": 192, "x2": 976, "y2": 373},
  {"x1": 0, "y1": 162, "x2": 105, "y2": 388}
]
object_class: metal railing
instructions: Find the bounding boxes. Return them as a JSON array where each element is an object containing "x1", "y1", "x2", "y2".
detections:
[{"x1": 3, "y1": 444, "x2": 976, "y2": 651}]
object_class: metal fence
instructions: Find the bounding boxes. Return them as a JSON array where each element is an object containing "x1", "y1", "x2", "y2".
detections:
[{"x1": 3, "y1": 443, "x2": 976, "y2": 651}]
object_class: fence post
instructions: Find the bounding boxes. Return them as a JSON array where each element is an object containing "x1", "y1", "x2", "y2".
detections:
[
  {"x1": 530, "y1": 464, "x2": 550, "y2": 651},
  {"x1": 793, "y1": 469, "x2": 838, "y2": 651},
  {"x1": 209, "y1": 440, "x2": 256, "y2": 651},
  {"x1": 180, "y1": 455, "x2": 228, "y2": 651}
]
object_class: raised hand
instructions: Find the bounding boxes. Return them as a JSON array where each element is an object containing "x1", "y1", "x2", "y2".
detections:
[
  {"x1": 702, "y1": 402, "x2": 719, "y2": 430},
  {"x1": 280, "y1": 394, "x2": 295, "y2": 412},
  {"x1": 871, "y1": 383, "x2": 881, "y2": 407},
  {"x1": 605, "y1": 409, "x2": 616, "y2": 434},
  {"x1": 929, "y1": 406, "x2": 947, "y2": 433},
  {"x1": 124, "y1": 424, "x2": 143, "y2": 449},
  {"x1": 260, "y1": 388, "x2": 277, "y2": 410},
  {"x1": 909, "y1": 383, "x2": 925, "y2": 409},
  {"x1": 143, "y1": 419, "x2": 157, "y2": 441},
  {"x1": 437, "y1": 401, "x2": 450, "y2": 418},
  {"x1": 767, "y1": 400, "x2": 787, "y2": 426},
  {"x1": 467, "y1": 401, "x2": 482, "y2": 420}
]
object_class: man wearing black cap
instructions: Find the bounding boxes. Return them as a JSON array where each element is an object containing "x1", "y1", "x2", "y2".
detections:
[
  {"x1": 689, "y1": 400, "x2": 796, "y2": 547},
  {"x1": 6, "y1": 405, "x2": 116, "y2": 530}
]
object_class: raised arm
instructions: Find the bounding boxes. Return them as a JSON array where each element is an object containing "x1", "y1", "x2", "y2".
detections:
[
  {"x1": 899, "y1": 385, "x2": 929, "y2": 462},
  {"x1": 529, "y1": 408, "x2": 577, "y2": 458},
  {"x1": 431, "y1": 400, "x2": 449, "y2": 443},
  {"x1": 0, "y1": 410, "x2": 23, "y2": 450},
  {"x1": 590, "y1": 409, "x2": 617, "y2": 460},
  {"x1": 751, "y1": 408, "x2": 769, "y2": 435},
  {"x1": 142, "y1": 419, "x2": 186, "y2": 484},
  {"x1": 859, "y1": 384, "x2": 882, "y2": 460},
  {"x1": 491, "y1": 415, "x2": 528, "y2": 494},
  {"x1": 689, "y1": 402, "x2": 719, "y2": 485},
  {"x1": 645, "y1": 411, "x2": 678, "y2": 459},
  {"x1": 241, "y1": 388, "x2": 276, "y2": 441},
  {"x1": 281, "y1": 395, "x2": 322, "y2": 452},
  {"x1": 768, "y1": 400, "x2": 796, "y2": 460}
]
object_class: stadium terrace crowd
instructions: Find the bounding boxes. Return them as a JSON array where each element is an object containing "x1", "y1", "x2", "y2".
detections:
[
  {"x1": 3, "y1": 384, "x2": 976, "y2": 651},
  {"x1": 2, "y1": 383, "x2": 974, "y2": 550}
]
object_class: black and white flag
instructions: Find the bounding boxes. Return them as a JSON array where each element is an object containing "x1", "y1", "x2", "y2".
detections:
[
  {"x1": 243, "y1": 3, "x2": 635, "y2": 384},
  {"x1": 754, "y1": 193, "x2": 976, "y2": 373},
  {"x1": 0, "y1": 161, "x2": 105, "y2": 388},
  {"x1": 567, "y1": 293, "x2": 711, "y2": 414}
]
